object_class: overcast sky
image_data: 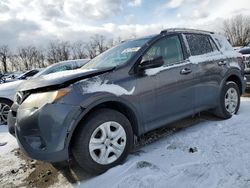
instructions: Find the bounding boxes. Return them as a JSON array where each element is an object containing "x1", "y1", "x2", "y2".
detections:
[{"x1": 0, "y1": 0, "x2": 250, "y2": 48}]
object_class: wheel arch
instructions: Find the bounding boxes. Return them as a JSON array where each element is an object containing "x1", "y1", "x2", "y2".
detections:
[
  {"x1": 225, "y1": 74, "x2": 243, "y2": 94},
  {"x1": 220, "y1": 67, "x2": 245, "y2": 95},
  {"x1": 66, "y1": 97, "x2": 143, "y2": 153},
  {"x1": 0, "y1": 97, "x2": 13, "y2": 105}
]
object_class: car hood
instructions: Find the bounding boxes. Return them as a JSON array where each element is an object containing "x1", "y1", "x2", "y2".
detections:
[
  {"x1": 0, "y1": 80, "x2": 23, "y2": 91},
  {"x1": 18, "y1": 67, "x2": 114, "y2": 92},
  {"x1": 239, "y1": 47, "x2": 250, "y2": 55}
]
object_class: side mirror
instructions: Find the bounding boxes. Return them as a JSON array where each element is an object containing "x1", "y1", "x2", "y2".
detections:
[{"x1": 138, "y1": 56, "x2": 164, "y2": 71}]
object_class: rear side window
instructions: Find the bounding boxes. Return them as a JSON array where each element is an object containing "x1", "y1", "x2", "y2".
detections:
[
  {"x1": 213, "y1": 34, "x2": 234, "y2": 52},
  {"x1": 185, "y1": 34, "x2": 214, "y2": 56}
]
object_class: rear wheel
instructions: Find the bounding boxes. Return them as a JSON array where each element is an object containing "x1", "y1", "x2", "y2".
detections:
[
  {"x1": 71, "y1": 108, "x2": 133, "y2": 174},
  {"x1": 214, "y1": 81, "x2": 240, "y2": 119},
  {"x1": 0, "y1": 99, "x2": 12, "y2": 125}
]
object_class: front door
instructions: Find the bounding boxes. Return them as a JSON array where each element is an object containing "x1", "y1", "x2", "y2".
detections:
[{"x1": 139, "y1": 35, "x2": 195, "y2": 132}]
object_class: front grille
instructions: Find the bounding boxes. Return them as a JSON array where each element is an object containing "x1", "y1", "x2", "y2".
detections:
[
  {"x1": 245, "y1": 74, "x2": 250, "y2": 82},
  {"x1": 245, "y1": 61, "x2": 250, "y2": 68},
  {"x1": 243, "y1": 55, "x2": 250, "y2": 69},
  {"x1": 15, "y1": 91, "x2": 30, "y2": 105},
  {"x1": 15, "y1": 91, "x2": 23, "y2": 105}
]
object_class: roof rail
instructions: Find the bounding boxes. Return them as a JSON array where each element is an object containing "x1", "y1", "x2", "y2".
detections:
[{"x1": 160, "y1": 28, "x2": 214, "y2": 34}]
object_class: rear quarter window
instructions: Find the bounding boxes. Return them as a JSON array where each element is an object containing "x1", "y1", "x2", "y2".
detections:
[
  {"x1": 185, "y1": 34, "x2": 214, "y2": 56},
  {"x1": 212, "y1": 34, "x2": 234, "y2": 52}
]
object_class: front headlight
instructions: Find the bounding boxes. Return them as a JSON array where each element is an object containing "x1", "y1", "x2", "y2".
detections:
[{"x1": 20, "y1": 88, "x2": 71, "y2": 109}]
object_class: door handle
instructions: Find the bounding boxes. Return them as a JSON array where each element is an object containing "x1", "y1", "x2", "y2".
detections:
[
  {"x1": 180, "y1": 68, "x2": 192, "y2": 75},
  {"x1": 218, "y1": 61, "x2": 227, "y2": 66}
]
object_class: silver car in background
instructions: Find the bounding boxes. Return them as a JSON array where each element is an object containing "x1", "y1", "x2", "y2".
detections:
[
  {"x1": 0, "y1": 59, "x2": 89, "y2": 124},
  {"x1": 239, "y1": 43, "x2": 250, "y2": 90}
]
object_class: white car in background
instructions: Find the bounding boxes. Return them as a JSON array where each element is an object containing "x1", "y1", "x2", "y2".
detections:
[
  {"x1": 0, "y1": 59, "x2": 89, "y2": 125},
  {"x1": 1, "y1": 69, "x2": 40, "y2": 84}
]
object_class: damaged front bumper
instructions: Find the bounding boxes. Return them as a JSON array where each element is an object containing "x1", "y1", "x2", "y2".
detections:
[{"x1": 8, "y1": 102, "x2": 83, "y2": 162}]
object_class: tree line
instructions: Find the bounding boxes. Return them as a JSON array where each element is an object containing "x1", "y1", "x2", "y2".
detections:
[
  {"x1": 1, "y1": 14, "x2": 250, "y2": 74},
  {"x1": 0, "y1": 34, "x2": 122, "y2": 73}
]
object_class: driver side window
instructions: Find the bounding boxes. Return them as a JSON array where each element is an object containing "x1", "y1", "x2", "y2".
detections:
[{"x1": 142, "y1": 35, "x2": 184, "y2": 65}]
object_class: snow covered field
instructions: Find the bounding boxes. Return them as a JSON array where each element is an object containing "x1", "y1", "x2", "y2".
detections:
[{"x1": 1, "y1": 97, "x2": 250, "y2": 188}]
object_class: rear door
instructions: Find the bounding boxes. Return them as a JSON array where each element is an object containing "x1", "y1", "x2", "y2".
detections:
[
  {"x1": 184, "y1": 33, "x2": 225, "y2": 111},
  {"x1": 140, "y1": 35, "x2": 195, "y2": 132}
]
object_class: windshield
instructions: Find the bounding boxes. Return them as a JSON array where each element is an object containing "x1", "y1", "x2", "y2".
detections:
[
  {"x1": 81, "y1": 38, "x2": 149, "y2": 69},
  {"x1": 32, "y1": 64, "x2": 55, "y2": 78},
  {"x1": 16, "y1": 71, "x2": 28, "y2": 79}
]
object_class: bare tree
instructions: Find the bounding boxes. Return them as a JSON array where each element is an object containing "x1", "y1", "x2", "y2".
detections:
[
  {"x1": 2, "y1": 35, "x2": 117, "y2": 71},
  {"x1": 71, "y1": 41, "x2": 88, "y2": 59},
  {"x1": 223, "y1": 14, "x2": 250, "y2": 46},
  {"x1": 18, "y1": 47, "x2": 31, "y2": 70},
  {"x1": 34, "y1": 47, "x2": 46, "y2": 68},
  {"x1": 84, "y1": 34, "x2": 110, "y2": 59},
  {"x1": 85, "y1": 41, "x2": 98, "y2": 59},
  {"x1": 9, "y1": 54, "x2": 22, "y2": 71},
  {"x1": 18, "y1": 46, "x2": 46, "y2": 70},
  {"x1": 47, "y1": 41, "x2": 71, "y2": 64},
  {"x1": 91, "y1": 34, "x2": 109, "y2": 54},
  {"x1": 0, "y1": 45, "x2": 11, "y2": 73}
]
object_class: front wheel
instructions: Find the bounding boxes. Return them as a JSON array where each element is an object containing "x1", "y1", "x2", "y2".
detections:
[
  {"x1": 71, "y1": 108, "x2": 133, "y2": 174},
  {"x1": 214, "y1": 81, "x2": 240, "y2": 119}
]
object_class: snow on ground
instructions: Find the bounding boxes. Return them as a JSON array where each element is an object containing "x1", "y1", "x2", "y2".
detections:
[
  {"x1": 81, "y1": 97, "x2": 250, "y2": 188},
  {"x1": 1, "y1": 97, "x2": 250, "y2": 188}
]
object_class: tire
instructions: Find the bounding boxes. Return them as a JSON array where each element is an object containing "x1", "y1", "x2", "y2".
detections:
[
  {"x1": 214, "y1": 81, "x2": 240, "y2": 119},
  {"x1": 71, "y1": 108, "x2": 133, "y2": 174},
  {"x1": 0, "y1": 99, "x2": 12, "y2": 125}
]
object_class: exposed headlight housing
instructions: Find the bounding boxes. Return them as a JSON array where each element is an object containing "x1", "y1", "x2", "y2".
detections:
[{"x1": 19, "y1": 88, "x2": 71, "y2": 109}]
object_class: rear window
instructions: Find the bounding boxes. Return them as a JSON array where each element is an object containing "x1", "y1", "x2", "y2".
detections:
[{"x1": 185, "y1": 34, "x2": 214, "y2": 56}]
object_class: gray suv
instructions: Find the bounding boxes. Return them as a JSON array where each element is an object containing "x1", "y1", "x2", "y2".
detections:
[{"x1": 8, "y1": 29, "x2": 246, "y2": 174}]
